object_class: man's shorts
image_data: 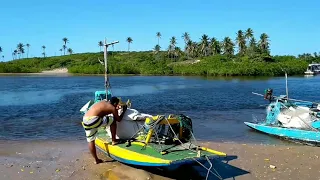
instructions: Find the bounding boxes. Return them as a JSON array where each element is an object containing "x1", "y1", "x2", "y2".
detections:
[{"x1": 82, "y1": 115, "x2": 113, "y2": 142}]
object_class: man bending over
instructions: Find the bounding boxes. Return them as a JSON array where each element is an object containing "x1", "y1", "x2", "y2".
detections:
[{"x1": 82, "y1": 96, "x2": 127, "y2": 164}]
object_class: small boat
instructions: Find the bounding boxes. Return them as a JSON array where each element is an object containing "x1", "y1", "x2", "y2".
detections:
[
  {"x1": 244, "y1": 100, "x2": 320, "y2": 144},
  {"x1": 94, "y1": 114, "x2": 227, "y2": 169},
  {"x1": 247, "y1": 73, "x2": 320, "y2": 145},
  {"x1": 248, "y1": 101, "x2": 320, "y2": 144},
  {"x1": 304, "y1": 63, "x2": 320, "y2": 76},
  {"x1": 79, "y1": 39, "x2": 226, "y2": 178},
  {"x1": 244, "y1": 121, "x2": 320, "y2": 144}
]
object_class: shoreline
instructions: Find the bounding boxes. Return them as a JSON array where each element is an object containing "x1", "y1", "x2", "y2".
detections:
[
  {"x1": 0, "y1": 71, "x2": 310, "y2": 79},
  {"x1": 1, "y1": 139, "x2": 319, "y2": 180}
]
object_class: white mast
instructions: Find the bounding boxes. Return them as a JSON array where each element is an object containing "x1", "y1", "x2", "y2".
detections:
[
  {"x1": 103, "y1": 38, "x2": 119, "y2": 101},
  {"x1": 285, "y1": 72, "x2": 288, "y2": 100}
]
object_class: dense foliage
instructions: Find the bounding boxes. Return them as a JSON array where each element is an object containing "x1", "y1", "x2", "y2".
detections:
[{"x1": 1, "y1": 29, "x2": 319, "y2": 76}]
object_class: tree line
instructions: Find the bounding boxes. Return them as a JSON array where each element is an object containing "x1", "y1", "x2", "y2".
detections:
[
  {"x1": 0, "y1": 28, "x2": 319, "y2": 76},
  {"x1": 0, "y1": 37, "x2": 74, "y2": 60}
]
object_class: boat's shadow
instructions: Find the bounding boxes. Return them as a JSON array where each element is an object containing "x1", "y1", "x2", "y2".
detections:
[{"x1": 129, "y1": 155, "x2": 250, "y2": 180}]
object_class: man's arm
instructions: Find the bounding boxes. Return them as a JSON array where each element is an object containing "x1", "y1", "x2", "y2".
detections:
[{"x1": 112, "y1": 105, "x2": 127, "y2": 122}]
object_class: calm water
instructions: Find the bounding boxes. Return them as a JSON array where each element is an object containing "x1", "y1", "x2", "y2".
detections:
[{"x1": 0, "y1": 74, "x2": 319, "y2": 145}]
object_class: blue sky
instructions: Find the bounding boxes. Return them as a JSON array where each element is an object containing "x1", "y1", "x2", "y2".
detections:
[{"x1": 0, "y1": 0, "x2": 319, "y2": 61}]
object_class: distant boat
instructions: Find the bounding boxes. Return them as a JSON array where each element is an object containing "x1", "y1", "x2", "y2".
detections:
[{"x1": 304, "y1": 63, "x2": 320, "y2": 75}]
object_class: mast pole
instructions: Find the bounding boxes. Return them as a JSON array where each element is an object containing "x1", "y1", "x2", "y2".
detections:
[
  {"x1": 103, "y1": 39, "x2": 119, "y2": 101},
  {"x1": 285, "y1": 72, "x2": 288, "y2": 100},
  {"x1": 104, "y1": 38, "x2": 108, "y2": 98}
]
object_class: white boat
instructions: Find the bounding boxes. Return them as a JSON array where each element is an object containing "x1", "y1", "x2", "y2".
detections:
[{"x1": 304, "y1": 63, "x2": 320, "y2": 75}]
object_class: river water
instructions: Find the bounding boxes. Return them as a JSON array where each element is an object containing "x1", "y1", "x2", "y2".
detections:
[{"x1": 0, "y1": 74, "x2": 319, "y2": 145}]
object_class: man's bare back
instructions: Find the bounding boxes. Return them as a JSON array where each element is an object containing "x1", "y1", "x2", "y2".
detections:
[{"x1": 85, "y1": 100, "x2": 116, "y2": 118}]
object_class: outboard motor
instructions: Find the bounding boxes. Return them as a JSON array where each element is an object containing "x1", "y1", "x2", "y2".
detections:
[{"x1": 264, "y1": 88, "x2": 273, "y2": 102}]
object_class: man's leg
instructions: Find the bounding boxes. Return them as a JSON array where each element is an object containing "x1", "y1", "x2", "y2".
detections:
[
  {"x1": 110, "y1": 120, "x2": 117, "y2": 145},
  {"x1": 88, "y1": 140, "x2": 103, "y2": 164}
]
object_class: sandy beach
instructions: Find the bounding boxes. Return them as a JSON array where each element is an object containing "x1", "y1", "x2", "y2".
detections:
[
  {"x1": 0, "y1": 68, "x2": 70, "y2": 76},
  {"x1": 40, "y1": 68, "x2": 69, "y2": 74},
  {"x1": 1, "y1": 139, "x2": 319, "y2": 180}
]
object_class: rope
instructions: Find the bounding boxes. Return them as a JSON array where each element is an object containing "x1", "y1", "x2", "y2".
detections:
[
  {"x1": 163, "y1": 117, "x2": 223, "y2": 180},
  {"x1": 127, "y1": 115, "x2": 223, "y2": 179}
]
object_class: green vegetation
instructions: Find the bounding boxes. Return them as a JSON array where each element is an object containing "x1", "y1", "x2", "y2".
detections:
[{"x1": 1, "y1": 29, "x2": 319, "y2": 76}]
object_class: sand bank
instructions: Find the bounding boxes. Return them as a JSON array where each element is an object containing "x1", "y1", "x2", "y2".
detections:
[
  {"x1": 0, "y1": 68, "x2": 70, "y2": 76},
  {"x1": 40, "y1": 68, "x2": 69, "y2": 74},
  {"x1": 1, "y1": 140, "x2": 319, "y2": 180}
]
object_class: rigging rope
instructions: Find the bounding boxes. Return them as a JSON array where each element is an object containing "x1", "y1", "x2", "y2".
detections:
[{"x1": 163, "y1": 116, "x2": 223, "y2": 180}]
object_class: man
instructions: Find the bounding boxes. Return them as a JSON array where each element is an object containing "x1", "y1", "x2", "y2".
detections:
[{"x1": 82, "y1": 96, "x2": 127, "y2": 164}]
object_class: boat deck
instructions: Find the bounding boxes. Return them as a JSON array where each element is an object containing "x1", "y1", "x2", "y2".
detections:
[{"x1": 95, "y1": 127, "x2": 219, "y2": 162}]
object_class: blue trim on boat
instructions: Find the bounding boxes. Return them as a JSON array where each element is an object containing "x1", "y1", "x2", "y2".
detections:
[{"x1": 244, "y1": 122, "x2": 320, "y2": 143}]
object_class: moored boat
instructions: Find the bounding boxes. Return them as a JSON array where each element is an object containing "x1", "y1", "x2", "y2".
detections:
[
  {"x1": 79, "y1": 39, "x2": 227, "y2": 179},
  {"x1": 246, "y1": 95, "x2": 320, "y2": 145},
  {"x1": 304, "y1": 63, "x2": 320, "y2": 76},
  {"x1": 247, "y1": 73, "x2": 320, "y2": 145}
]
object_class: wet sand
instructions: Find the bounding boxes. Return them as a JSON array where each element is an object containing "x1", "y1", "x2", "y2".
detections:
[{"x1": 1, "y1": 140, "x2": 319, "y2": 180}]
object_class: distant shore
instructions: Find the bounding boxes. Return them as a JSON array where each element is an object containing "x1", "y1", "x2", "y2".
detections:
[
  {"x1": 0, "y1": 69, "x2": 308, "y2": 80},
  {"x1": 1, "y1": 140, "x2": 319, "y2": 180}
]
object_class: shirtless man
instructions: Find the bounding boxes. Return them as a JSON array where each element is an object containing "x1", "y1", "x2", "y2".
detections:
[{"x1": 82, "y1": 96, "x2": 127, "y2": 164}]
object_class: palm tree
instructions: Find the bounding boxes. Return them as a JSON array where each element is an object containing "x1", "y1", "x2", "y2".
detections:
[
  {"x1": 67, "y1": 48, "x2": 73, "y2": 55},
  {"x1": 167, "y1": 44, "x2": 174, "y2": 59},
  {"x1": 98, "y1": 41, "x2": 103, "y2": 52},
  {"x1": 1, "y1": 55, "x2": 4, "y2": 61},
  {"x1": 13, "y1": 50, "x2": 18, "y2": 59},
  {"x1": 248, "y1": 37, "x2": 257, "y2": 54},
  {"x1": 182, "y1": 32, "x2": 190, "y2": 44},
  {"x1": 62, "y1": 37, "x2": 68, "y2": 55},
  {"x1": 245, "y1": 28, "x2": 253, "y2": 41},
  {"x1": 126, "y1": 37, "x2": 133, "y2": 52},
  {"x1": 156, "y1": 32, "x2": 161, "y2": 46},
  {"x1": 170, "y1": 36, "x2": 177, "y2": 47},
  {"x1": 200, "y1": 34, "x2": 209, "y2": 56},
  {"x1": 62, "y1": 45, "x2": 67, "y2": 55},
  {"x1": 175, "y1": 47, "x2": 182, "y2": 57},
  {"x1": 236, "y1": 30, "x2": 246, "y2": 56},
  {"x1": 59, "y1": 49, "x2": 62, "y2": 56},
  {"x1": 185, "y1": 40, "x2": 193, "y2": 58},
  {"x1": 0, "y1": 46, "x2": 2, "y2": 58},
  {"x1": 190, "y1": 41, "x2": 199, "y2": 58},
  {"x1": 313, "y1": 52, "x2": 318, "y2": 58},
  {"x1": 17, "y1": 43, "x2": 24, "y2": 59},
  {"x1": 210, "y1": 37, "x2": 221, "y2": 55},
  {"x1": 26, "y1": 43, "x2": 30, "y2": 58},
  {"x1": 153, "y1": 44, "x2": 161, "y2": 53},
  {"x1": 222, "y1": 37, "x2": 235, "y2": 56},
  {"x1": 182, "y1": 32, "x2": 190, "y2": 57},
  {"x1": 168, "y1": 36, "x2": 177, "y2": 59},
  {"x1": 42, "y1": 45, "x2": 46, "y2": 57},
  {"x1": 258, "y1": 33, "x2": 270, "y2": 55}
]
